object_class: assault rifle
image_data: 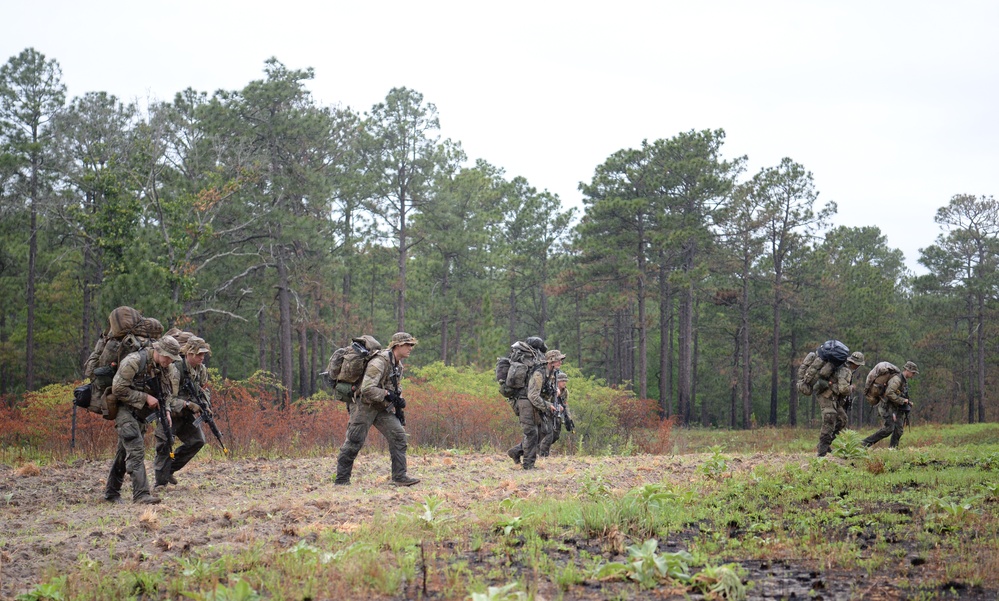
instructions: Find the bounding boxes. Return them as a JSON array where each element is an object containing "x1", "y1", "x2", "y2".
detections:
[
  {"x1": 182, "y1": 376, "x2": 229, "y2": 455},
  {"x1": 387, "y1": 359, "x2": 406, "y2": 426},
  {"x1": 146, "y1": 374, "x2": 174, "y2": 464}
]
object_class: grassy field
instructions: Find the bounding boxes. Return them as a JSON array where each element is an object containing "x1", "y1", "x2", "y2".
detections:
[{"x1": 2, "y1": 423, "x2": 998, "y2": 600}]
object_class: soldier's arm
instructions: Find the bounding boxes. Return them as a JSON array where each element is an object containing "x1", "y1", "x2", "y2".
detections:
[
  {"x1": 358, "y1": 354, "x2": 390, "y2": 406},
  {"x1": 167, "y1": 363, "x2": 187, "y2": 415},
  {"x1": 111, "y1": 353, "x2": 149, "y2": 410},
  {"x1": 884, "y1": 376, "x2": 908, "y2": 406},
  {"x1": 526, "y1": 370, "x2": 547, "y2": 411}
]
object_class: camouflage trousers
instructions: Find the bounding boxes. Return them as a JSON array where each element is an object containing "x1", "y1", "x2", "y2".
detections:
[
  {"x1": 862, "y1": 402, "x2": 904, "y2": 448},
  {"x1": 153, "y1": 413, "x2": 206, "y2": 485},
  {"x1": 539, "y1": 414, "x2": 562, "y2": 456},
  {"x1": 508, "y1": 398, "x2": 545, "y2": 469},
  {"x1": 336, "y1": 401, "x2": 408, "y2": 482},
  {"x1": 817, "y1": 394, "x2": 848, "y2": 457},
  {"x1": 105, "y1": 408, "x2": 151, "y2": 500}
]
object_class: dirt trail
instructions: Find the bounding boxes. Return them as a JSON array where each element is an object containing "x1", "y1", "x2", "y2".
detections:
[{"x1": 0, "y1": 451, "x2": 992, "y2": 599}]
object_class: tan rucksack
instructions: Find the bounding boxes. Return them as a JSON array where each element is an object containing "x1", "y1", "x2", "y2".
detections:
[
  {"x1": 321, "y1": 336, "x2": 382, "y2": 400},
  {"x1": 864, "y1": 361, "x2": 901, "y2": 405},
  {"x1": 796, "y1": 351, "x2": 835, "y2": 396}
]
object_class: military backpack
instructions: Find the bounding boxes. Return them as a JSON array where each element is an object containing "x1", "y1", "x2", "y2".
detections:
[
  {"x1": 864, "y1": 361, "x2": 901, "y2": 406},
  {"x1": 321, "y1": 335, "x2": 382, "y2": 402},
  {"x1": 496, "y1": 341, "x2": 544, "y2": 400},
  {"x1": 796, "y1": 340, "x2": 850, "y2": 396},
  {"x1": 76, "y1": 307, "x2": 163, "y2": 420}
]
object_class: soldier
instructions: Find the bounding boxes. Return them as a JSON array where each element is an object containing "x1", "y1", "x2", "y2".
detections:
[
  {"x1": 334, "y1": 332, "x2": 421, "y2": 486},
  {"x1": 154, "y1": 336, "x2": 211, "y2": 488},
  {"x1": 104, "y1": 335, "x2": 182, "y2": 504},
  {"x1": 862, "y1": 361, "x2": 918, "y2": 449},
  {"x1": 507, "y1": 349, "x2": 564, "y2": 469},
  {"x1": 539, "y1": 371, "x2": 571, "y2": 457},
  {"x1": 816, "y1": 351, "x2": 865, "y2": 457}
]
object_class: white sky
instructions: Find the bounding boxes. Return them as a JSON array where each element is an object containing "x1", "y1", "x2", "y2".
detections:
[{"x1": 5, "y1": 0, "x2": 999, "y2": 273}]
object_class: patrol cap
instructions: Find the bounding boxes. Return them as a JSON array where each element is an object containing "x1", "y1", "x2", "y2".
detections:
[
  {"x1": 153, "y1": 335, "x2": 182, "y2": 361},
  {"x1": 545, "y1": 349, "x2": 566, "y2": 362},
  {"x1": 185, "y1": 336, "x2": 211, "y2": 356},
  {"x1": 556, "y1": 372, "x2": 568, "y2": 382},
  {"x1": 846, "y1": 351, "x2": 865, "y2": 366},
  {"x1": 903, "y1": 361, "x2": 919, "y2": 374},
  {"x1": 389, "y1": 332, "x2": 419, "y2": 349}
]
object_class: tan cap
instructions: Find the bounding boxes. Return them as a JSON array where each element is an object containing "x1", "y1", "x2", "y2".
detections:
[
  {"x1": 184, "y1": 336, "x2": 211, "y2": 356},
  {"x1": 556, "y1": 372, "x2": 568, "y2": 382},
  {"x1": 847, "y1": 351, "x2": 865, "y2": 366},
  {"x1": 388, "y1": 332, "x2": 419, "y2": 349},
  {"x1": 903, "y1": 361, "x2": 919, "y2": 374},
  {"x1": 153, "y1": 335, "x2": 182, "y2": 361},
  {"x1": 545, "y1": 349, "x2": 566, "y2": 362}
]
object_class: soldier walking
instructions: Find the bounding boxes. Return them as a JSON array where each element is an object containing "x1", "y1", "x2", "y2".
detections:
[
  {"x1": 334, "y1": 332, "x2": 421, "y2": 486},
  {"x1": 104, "y1": 336, "x2": 182, "y2": 504},
  {"x1": 154, "y1": 336, "x2": 212, "y2": 488},
  {"x1": 816, "y1": 351, "x2": 865, "y2": 457},
  {"x1": 862, "y1": 361, "x2": 918, "y2": 449},
  {"x1": 507, "y1": 349, "x2": 564, "y2": 469}
]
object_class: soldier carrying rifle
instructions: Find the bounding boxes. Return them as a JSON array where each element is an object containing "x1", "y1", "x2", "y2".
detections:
[{"x1": 862, "y1": 361, "x2": 918, "y2": 449}]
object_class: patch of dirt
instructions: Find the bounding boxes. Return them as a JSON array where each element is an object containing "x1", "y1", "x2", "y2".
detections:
[{"x1": 0, "y1": 451, "x2": 994, "y2": 599}]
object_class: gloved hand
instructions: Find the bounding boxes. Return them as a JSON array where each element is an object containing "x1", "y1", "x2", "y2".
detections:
[{"x1": 386, "y1": 390, "x2": 403, "y2": 407}]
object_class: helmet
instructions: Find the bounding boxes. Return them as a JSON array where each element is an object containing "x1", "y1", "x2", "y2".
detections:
[{"x1": 525, "y1": 336, "x2": 547, "y2": 353}]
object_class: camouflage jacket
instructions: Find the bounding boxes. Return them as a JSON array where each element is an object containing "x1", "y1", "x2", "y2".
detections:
[
  {"x1": 111, "y1": 348, "x2": 172, "y2": 416},
  {"x1": 883, "y1": 373, "x2": 910, "y2": 407},
  {"x1": 169, "y1": 359, "x2": 210, "y2": 416},
  {"x1": 525, "y1": 367, "x2": 555, "y2": 413},
  {"x1": 358, "y1": 350, "x2": 402, "y2": 409}
]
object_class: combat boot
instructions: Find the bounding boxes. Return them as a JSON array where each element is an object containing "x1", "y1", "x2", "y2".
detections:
[
  {"x1": 392, "y1": 475, "x2": 421, "y2": 487},
  {"x1": 507, "y1": 448, "x2": 522, "y2": 464},
  {"x1": 134, "y1": 494, "x2": 162, "y2": 505}
]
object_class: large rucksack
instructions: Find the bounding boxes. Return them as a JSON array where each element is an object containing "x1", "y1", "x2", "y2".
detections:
[
  {"x1": 496, "y1": 341, "x2": 543, "y2": 400},
  {"x1": 796, "y1": 340, "x2": 849, "y2": 396},
  {"x1": 77, "y1": 308, "x2": 162, "y2": 419},
  {"x1": 864, "y1": 361, "x2": 901, "y2": 406},
  {"x1": 321, "y1": 335, "x2": 382, "y2": 401}
]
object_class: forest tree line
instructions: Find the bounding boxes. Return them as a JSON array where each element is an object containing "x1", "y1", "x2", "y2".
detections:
[{"x1": 1, "y1": 48, "x2": 996, "y2": 427}]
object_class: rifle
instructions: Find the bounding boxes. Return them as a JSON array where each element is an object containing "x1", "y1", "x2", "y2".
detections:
[
  {"x1": 388, "y1": 358, "x2": 406, "y2": 426},
  {"x1": 182, "y1": 374, "x2": 229, "y2": 455},
  {"x1": 146, "y1": 373, "x2": 174, "y2": 463}
]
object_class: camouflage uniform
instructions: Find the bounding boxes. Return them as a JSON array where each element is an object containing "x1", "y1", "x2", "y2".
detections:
[
  {"x1": 862, "y1": 361, "x2": 917, "y2": 449},
  {"x1": 539, "y1": 372, "x2": 569, "y2": 456},
  {"x1": 816, "y1": 351, "x2": 864, "y2": 457},
  {"x1": 335, "y1": 333, "x2": 420, "y2": 486},
  {"x1": 154, "y1": 338, "x2": 210, "y2": 486},
  {"x1": 508, "y1": 350, "x2": 563, "y2": 469},
  {"x1": 104, "y1": 337, "x2": 181, "y2": 503}
]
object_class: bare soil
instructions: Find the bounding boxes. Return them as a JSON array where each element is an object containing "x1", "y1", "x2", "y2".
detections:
[{"x1": 0, "y1": 451, "x2": 993, "y2": 600}]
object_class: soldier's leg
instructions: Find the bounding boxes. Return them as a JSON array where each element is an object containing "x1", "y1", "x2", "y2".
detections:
[
  {"x1": 861, "y1": 414, "x2": 895, "y2": 448},
  {"x1": 888, "y1": 420, "x2": 904, "y2": 448},
  {"x1": 336, "y1": 403, "x2": 377, "y2": 483},
  {"x1": 832, "y1": 404, "x2": 848, "y2": 440},
  {"x1": 373, "y1": 410, "x2": 409, "y2": 481},
  {"x1": 170, "y1": 417, "x2": 206, "y2": 476},
  {"x1": 817, "y1": 396, "x2": 839, "y2": 456},
  {"x1": 519, "y1": 401, "x2": 541, "y2": 469},
  {"x1": 538, "y1": 414, "x2": 553, "y2": 457},
  {"x1": 551, "y1": 418, "x2": 562, "y2": 447},
  {"x1": 152, "y1": 419, "x2": 174, "y2": 486},
  {"x1": 115, "y1": 410, "x2": 152, "y2": 500},
  {"x1": 105, "y1": 439, "x2": 127, "y2": 499}
]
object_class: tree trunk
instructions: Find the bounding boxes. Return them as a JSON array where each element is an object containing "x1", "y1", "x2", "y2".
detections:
[
  {"x1": 508, "y1": 284, "x2": 516, "y2": 345},
  {"x1": 740, "y1": 259, "x2": 752, "y2": 429},
  {"x1": 789, "y1": 328, "x2": 798, "y2": 426},
  {"x1": 298, "y1": 324, "x2": 308, "y2": 399},
  {"x1": 769, "y1": 296, "x2": 781, "y2": 426},
  {"x1": 277, "y1": 256, "x2": 293, "y2": 407},
  {"x1": 258, "y1": 305, "x2": 267, "y2": 373},
  {"x1": 658, "y1": 262, "x2": 670, "y2": 418},
  {"x1": 637, "y1": 263, "x2": 647, "y2": 400},
  {"x1": 976, "y1": 290, "x2": 986, "y2": 423},
  {"x1": 678, "y1": 283, "x2": 694, "y2": 425}
]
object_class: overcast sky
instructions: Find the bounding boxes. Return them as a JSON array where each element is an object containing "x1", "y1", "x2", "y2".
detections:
[{"x1": 5, "y1": 1, "x2": 998, "y2": 273}]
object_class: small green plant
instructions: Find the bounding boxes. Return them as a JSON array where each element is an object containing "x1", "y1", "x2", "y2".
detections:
[
  {"x1": 468, "y1": 582, "x2": 528, "y2": 601},
  {"x1": 16, "y1": 577, "x2": 66, "y2": 601},
  {"x1": 690, "y1": 563, "x2": 748, "y2": 600},
  {"x1": 830, "y1": 429, "x2": 868, "y2": 459},
  {"x1": 698, "y1": 446, "x2": 729, "y2": 479},
  {"x1": 579, "y1": 474, "x2": 611, "y2": 499},
  {"x1": 595, "y1": 539, "x2": 693, "y2": 589},
  {"x1": 495, "y1": 515, "x2": 524, "y2": 537},
  {"x1": 407, "y1": 495, "x2": 450, "y2": 524},
  {"x1": 182, "y1": 578, "x2": 261, "y2": 601}
]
